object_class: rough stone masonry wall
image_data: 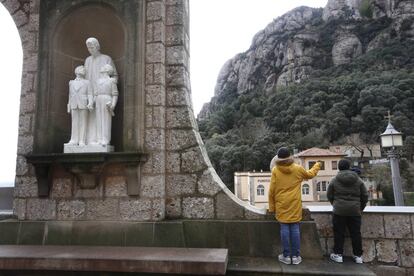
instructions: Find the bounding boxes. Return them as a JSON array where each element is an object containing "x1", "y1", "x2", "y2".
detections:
[
  {"x1": 150, "y1": 0, "x2": 265, "y2": 220},
  {"x1": 5, "y1": 0, "x2": 265, "y2": 221},
  {"x1": 312, "y1": 211, "x2": 414, "y2": 275}
]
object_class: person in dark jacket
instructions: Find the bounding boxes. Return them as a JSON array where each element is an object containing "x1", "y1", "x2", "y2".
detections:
[{"x1": 327, "y1": 159, "x2": 368, "y2": 264}]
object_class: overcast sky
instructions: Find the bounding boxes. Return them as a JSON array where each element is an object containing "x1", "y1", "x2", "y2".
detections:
[
  {"x1": 190, "y1": 0, "x2": 328, "y2": 114},
  {"x1": 0, "y1": 0, "x2": 327, "y2": 185},
  {"x1": 0, "y1": 3, "x2": 22, "y2": 186}
]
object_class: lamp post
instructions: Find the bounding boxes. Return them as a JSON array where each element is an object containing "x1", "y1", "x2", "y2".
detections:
[{"x1": 380, "y1": 112, "x2": 404, "y2": 206}]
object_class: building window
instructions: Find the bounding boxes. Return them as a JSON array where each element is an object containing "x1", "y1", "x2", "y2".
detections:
[
  {"x1": 257, "y1": 185, "x2": 265, "y2": 196},
  {"x1": 317, "y1": 181, "x2": 328, "y2": 192},
  {"x1": 302, "y1": 184, "x2": 310, "y2": 195},
  {"x1": 332, "y1": 161, "x2": 338, "y2": 170},
  {"x1": 309, "y1": 161, "x2": 325, "y2": 170}
]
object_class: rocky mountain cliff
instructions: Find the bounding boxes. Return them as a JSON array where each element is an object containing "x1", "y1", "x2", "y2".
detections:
[
  {"x1": 196, "y1": 0, "x2": 414, "y2": 188},
  {"x1": 198, "y1": 0, "x2": 414, "y2": 120}
]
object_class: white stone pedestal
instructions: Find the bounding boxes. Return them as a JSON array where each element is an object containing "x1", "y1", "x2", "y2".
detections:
[{"x1": 64, "y1": 144, "x2": 114, "y2": 153}]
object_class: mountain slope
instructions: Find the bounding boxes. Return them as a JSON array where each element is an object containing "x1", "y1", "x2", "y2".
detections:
[{"x1": 197, "y1": 0, "x2": 414, "y2": 189}]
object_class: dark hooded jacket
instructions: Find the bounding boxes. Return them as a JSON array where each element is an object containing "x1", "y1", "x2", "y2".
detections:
[{"x1": 327, "y1": 170, "x2": 368, "y2": 216}]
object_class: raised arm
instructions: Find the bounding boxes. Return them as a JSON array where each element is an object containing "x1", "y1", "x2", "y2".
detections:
[{"x1": 299, "y1": 162, "x2": 321, "y2": 180}]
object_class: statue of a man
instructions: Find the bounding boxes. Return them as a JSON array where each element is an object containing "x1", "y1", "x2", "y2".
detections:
[
  {"x1": 95, "y1": 64, "x2": 118, "y2": 145},
  {"x1": 65, "y1": 65, "x2": 93, "y2": 146},
  {"x1": 84, "y1": 37, "x2": 118, "y2": 145}
]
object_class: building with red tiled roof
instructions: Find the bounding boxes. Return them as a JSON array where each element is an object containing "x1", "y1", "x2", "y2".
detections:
[
  {"x1": 234, "y1": 148, "x2": 347, "y2": 208},
  {"x1": 294, "y1": 148, "x2": 346, "y2": 202},
  {"x1": 234, "y1": 147, "x2": 380, "y2": 207},
  {"x1": 297, "y1": 147, "x2": 348, "y2": 158}
]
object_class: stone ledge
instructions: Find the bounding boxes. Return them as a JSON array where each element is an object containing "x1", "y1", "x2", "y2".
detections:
[
  {"x1": 0, "y1": 220, "x2": 323, "y2": 259},
  {"x1": 63, "y1": 144, "x2": 114, "y2": 153},
  {"x1": 0, "y1": 245, "x2": 228, "y2": 275},
  {"x1": 307, "y1": 205, "x2": 414, "y2": 213},
  {"x1": 25, "y1": 152, "x2": 148, "y2": 196},
  {"x1": 25, "y1": 152, "x2": 148, "y2": 164}
]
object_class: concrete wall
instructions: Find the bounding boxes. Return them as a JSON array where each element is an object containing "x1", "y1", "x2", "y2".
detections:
[
  {"x1": 0, "y1": 219, "x2": 323, "y2": 259},
  {"x1": 311, "y1": 206, "x2": 414, "y2": 276}
]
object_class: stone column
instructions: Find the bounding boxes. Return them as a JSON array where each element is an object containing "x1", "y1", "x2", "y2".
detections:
[{"x1": 134, "y1": 0, "x2": 168, "y2": 221}]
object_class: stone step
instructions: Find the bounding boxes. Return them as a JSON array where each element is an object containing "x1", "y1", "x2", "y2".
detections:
[
  {"x1": 0, "y1": 245, "x2": 228, "y2": 275},
  {"x1": 0, "y1": 220, "x2": 324, "y2": 259},
  {"x1": 227, "y1": 257, "x2": 376, "y2": 276}
]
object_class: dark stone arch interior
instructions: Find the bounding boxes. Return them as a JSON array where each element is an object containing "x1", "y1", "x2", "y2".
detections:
[
  {"x1": 54, "y1": 5, "x2": 125, "y2": 60},
  {"x1": 39, "y1": 3, "x2": 126, "y2": 153}
]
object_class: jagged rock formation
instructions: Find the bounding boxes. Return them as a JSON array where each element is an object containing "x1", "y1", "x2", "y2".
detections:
[
  {"x1": 198, "y1": 0, "x2": 414, "y2": 120},
  {"x1": 322, "y1": 0, "x2": 363, "y2": 21},
  {"x1": 332, "y1": 30, "x2": 363, "y2": 66}
]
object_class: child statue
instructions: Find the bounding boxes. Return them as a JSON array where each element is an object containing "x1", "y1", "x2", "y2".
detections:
[
  {"x1": 94, "y1": 64, "x2": 118, "y2": 145},
  {"x1": 66, "y1": 65, "x2": 93, "y2": 147}
]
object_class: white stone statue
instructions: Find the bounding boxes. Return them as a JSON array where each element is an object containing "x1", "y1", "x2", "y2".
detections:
[
  {"x1": 84, "y1": 37, "x2": 118, "y2": 145},
  {"x1": 95, "y1": 64, "x2": 118, "y2": 145},
  {"x1": 65, "y1": 65, "x2": 93, "y2": 147}
]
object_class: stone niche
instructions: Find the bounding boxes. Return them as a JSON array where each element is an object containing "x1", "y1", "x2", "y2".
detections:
[
  {"x1": 15, "y1": 0, "x2": 268, "y2": 222},
  {"x1": 26, "y1": 0, "x2": 147, "y2": 196}
]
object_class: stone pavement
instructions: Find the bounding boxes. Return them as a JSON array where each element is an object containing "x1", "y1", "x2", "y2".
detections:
[{"x1": 227, "y1": 257, "x2": 376, "y2": 276}]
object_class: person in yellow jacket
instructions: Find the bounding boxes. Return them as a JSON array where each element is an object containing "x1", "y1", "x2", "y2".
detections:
[{"x1": 268, "y1": 147, "x2": 321, "y2": 265}]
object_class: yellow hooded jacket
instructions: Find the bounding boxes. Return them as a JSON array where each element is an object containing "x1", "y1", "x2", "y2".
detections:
[{"x1": 268, "y1": 161, "x2": 321, "y2": 223}]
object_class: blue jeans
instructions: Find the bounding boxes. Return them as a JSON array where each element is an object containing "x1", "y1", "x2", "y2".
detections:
[{"x1": 280, "y1": 222, "x2": 300, "y2": 257}]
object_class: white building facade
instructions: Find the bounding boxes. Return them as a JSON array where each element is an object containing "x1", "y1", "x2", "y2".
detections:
[
  {"x1": 234, "y1": 171, "x2": 271, "y2": 209},
  {"x1": 234, "y1": 148, "x2": 346, "y2": 207}
]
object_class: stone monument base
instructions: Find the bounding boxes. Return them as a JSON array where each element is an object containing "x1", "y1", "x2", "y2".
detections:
[
  {"x1": 0, "y1": 220, "x2": 375, "y2": 276},
  {"x1": 64, "y1": 144, "x2": 114, "y2": 153},
  {"x1": 0, "y1": 220, "x2": 323, "y2": 259}
]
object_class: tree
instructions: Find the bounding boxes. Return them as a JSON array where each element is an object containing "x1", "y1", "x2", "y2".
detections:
[
  {"x1": 366, "y1": 165, "x2": 393, "y2": 205},
  {"x1": 403, "y1": 136, "x2": 414, "y2": 162},
  {"x1": 294, "y1": 127, "x2": 329, "y2": 150},
  {"x1": 197, "y1": 22, "x2": 414, "y2": 194},
  {"x1": 346, "y1": 134, "x2": 365, "y2": 160},
  {"x1": 360, "y1": 105, "x2": 388, "y2": 135},
  {"x1": 359, "y1": 0, "x2": 373, "y2": 19}
]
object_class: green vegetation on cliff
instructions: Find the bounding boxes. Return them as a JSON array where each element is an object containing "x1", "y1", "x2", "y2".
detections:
[{"x1": 198, "y1": 37, "x2": 414, "y2": 190}]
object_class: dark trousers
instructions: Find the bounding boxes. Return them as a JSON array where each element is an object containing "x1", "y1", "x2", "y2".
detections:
[{"x1": 332, "y1": 214, "x2": 363, "y2": 256}]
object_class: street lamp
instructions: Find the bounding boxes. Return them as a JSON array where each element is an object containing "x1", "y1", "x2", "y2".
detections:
[{"x1": 380, "y1": 113, "x2": 404, "y2": 206}]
